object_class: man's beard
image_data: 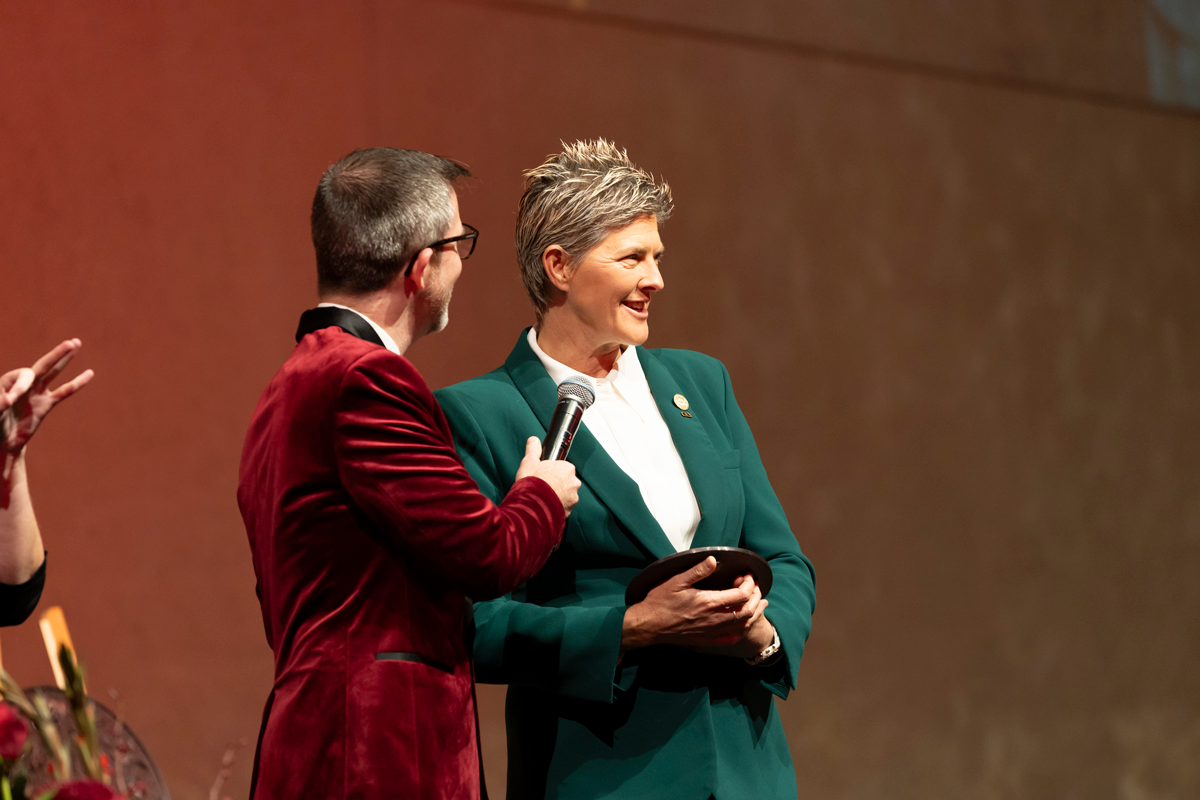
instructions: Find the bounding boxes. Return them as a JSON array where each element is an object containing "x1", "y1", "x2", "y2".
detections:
[{"x1": 422, "y1": 281, "x2": 452, "y2": 335}]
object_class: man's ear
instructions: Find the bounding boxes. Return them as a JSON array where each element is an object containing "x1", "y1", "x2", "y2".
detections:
[
  {"x1": 543, "y1": 246, "x2": 572, "y2": 293},
  {"x1": 404, "y1": 247, "x2": 435, "y2": 295}
]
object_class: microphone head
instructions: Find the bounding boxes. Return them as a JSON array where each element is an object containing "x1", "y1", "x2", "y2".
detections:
[{"x1": 558, "y1": 376, "x2": 596, "y2": 409}]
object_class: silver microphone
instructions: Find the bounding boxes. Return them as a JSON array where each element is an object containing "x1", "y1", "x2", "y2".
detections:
[{"x1": 541, "y1": 376, "x2": 596, "y2": 460}]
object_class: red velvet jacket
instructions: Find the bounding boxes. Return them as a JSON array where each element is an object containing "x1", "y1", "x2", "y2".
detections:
[{"x1": 238, "y1": 328, "x2": 564, "y2": 800}]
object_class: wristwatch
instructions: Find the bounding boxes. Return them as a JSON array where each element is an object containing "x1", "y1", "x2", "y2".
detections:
[{"x1": 746, "y1": 625, "x2": 781, "y2": 666}]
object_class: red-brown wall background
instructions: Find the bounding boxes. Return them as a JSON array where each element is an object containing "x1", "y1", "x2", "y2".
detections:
[{"x1": 2, "y1": 1, "x2": 1198, "y2": 798}]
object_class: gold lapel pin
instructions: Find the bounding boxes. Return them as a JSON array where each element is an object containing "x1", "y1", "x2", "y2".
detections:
[
  {"x1": 681, "y1": 411, "x2": 693, "y2": 418},
  {"x1": 673, "y1": 394, "x2": 689, "y2": 411}
]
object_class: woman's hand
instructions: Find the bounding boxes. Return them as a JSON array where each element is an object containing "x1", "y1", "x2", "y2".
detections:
[
  {"x1": 621, "y1": 556, "x2": 769, "y2": 656},
  {"x1": 685, "y1": 584, "x2": 778, "y2": 660},
  {"x1": 1, "y1": 338, "x2": 91, "y2": 584},
  {"x1": 2, "y1": 339, "x2": 94, "y2": 460}
]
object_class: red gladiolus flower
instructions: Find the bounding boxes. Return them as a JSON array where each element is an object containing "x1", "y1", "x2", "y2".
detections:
[
  {"x1": 48, "y1": 778, "x2": 122, "y2": 800},
  {"x1": 0, "y1": 703, "x2": 28, "y2": 761}
]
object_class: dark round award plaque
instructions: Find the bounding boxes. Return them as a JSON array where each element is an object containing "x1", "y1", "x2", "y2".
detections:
[{"x1": 624, "y1": 546, "x2": 773, "y2": 605}]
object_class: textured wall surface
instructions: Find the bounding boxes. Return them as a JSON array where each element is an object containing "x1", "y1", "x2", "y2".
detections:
[{"x1": 1, "y1": 1, "x2": 1198, "y2": 798}]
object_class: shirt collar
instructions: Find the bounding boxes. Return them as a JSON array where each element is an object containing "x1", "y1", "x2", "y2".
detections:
[{"x1": 317, "y1": 303, "x2": 401, "y2": 355}]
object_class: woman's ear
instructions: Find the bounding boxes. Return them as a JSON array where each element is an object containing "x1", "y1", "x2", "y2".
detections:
[{"x1": 542, "y1": 246, "x2": 572, "y2": 293}]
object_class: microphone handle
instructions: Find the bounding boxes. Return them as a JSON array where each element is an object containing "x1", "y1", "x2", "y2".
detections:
[{"x1": 541, "y1": 398, "x2": 587, "y2": 461}]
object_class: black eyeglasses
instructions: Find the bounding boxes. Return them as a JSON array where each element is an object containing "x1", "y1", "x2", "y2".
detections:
[{"x1": 404, "y1": 223, "x2": 479, "y2": 276}]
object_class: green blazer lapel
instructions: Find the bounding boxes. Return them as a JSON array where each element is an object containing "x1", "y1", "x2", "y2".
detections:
[
  {"x1": 503, "y1": 331, "x2": 676, "y2": 561},
  {"x1": 638, "y1": 348, "x2": 731, "y2": 549}
]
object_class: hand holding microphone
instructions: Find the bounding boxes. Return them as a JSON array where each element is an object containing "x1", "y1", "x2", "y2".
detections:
[
  {"x1": 514, "y1": 376, "x2": 595, "y2": 516},
  {"x1": 516, "y1": 437, "x2": 580, "y2": 515}
]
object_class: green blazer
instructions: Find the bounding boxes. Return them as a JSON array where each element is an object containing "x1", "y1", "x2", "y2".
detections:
[{"x1": 435, "y1": 331, "x2": 816, "y2": 800}]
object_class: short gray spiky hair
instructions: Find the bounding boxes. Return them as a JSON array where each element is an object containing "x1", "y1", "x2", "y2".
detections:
[{"x1": 516, "y1": 140, "x2": 673, "y2": 321}]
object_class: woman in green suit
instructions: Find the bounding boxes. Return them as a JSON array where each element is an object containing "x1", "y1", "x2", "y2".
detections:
[{"x1": 435, "y1": 140, "x2": 816, "y2": 800}]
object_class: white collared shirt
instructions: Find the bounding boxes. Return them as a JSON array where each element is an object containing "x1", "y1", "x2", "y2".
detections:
[
  {"x1": 528, "y1": 329, "x2": 701, "y2": 552},
  {"x1": 316, "y1": 303, "x2": 401, "y2": 355}
]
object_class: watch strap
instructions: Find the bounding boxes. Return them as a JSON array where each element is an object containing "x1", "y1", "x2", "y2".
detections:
[{"x1": 746, "y1": 625, "x2": 782, "y2": 666}]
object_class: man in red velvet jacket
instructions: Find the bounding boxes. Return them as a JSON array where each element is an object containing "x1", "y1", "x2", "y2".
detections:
[{"x1": 238, "y1": 148, "x2": 579, "y2": 800}]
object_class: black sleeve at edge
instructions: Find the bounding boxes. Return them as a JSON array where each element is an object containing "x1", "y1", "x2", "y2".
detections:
[{"x1": 0, "y1": 553, "x2": 46, "y2": 627}]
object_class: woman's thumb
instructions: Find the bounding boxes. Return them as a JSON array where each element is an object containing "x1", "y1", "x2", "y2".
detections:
[{"x1": 682, "y1": 556, "x2": 718, "y2": 586}]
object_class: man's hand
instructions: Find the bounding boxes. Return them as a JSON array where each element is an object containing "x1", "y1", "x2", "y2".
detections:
[
  {"x1": 2, "y1": 339, "x2": 95, "y2": 458},
  {"x1": 514, "y1": 436, "x2": 580, "y2": 515},
  {"x1": 621, "y1": 557, "x2": 771, "y2": 657}
]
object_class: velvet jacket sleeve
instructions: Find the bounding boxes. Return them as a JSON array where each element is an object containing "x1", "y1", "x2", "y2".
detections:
[{"x1": 334, "y1": 349, "x2": 564, "y2": 601}]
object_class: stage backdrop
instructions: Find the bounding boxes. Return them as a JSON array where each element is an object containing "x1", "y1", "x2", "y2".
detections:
[{"x1": 1, "y1": 1, "x2": 1198, "y2": 798}]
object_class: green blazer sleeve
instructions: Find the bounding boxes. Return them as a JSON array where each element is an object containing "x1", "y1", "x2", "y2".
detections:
[
  {"x1": 716, "y1": 359, "x2": 816, "y2": 698},
  {"x1": 436, "y1": 387, "x2": 628, "y2": 705}
]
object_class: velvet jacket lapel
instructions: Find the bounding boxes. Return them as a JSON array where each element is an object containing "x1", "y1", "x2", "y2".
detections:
[
  {"x1": 503, "y1": 331, "x2": 733, "y2": 559},
  {"x1": 295, "y1": 307, "x2": 385, "y2": 348}
]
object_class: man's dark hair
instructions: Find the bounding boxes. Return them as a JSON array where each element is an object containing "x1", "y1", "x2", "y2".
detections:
[{"x1": 312, "y1": 148, "x2": 471, "y2": 295}]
